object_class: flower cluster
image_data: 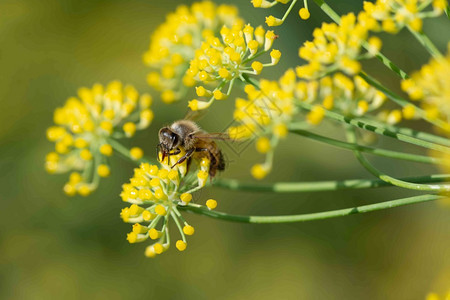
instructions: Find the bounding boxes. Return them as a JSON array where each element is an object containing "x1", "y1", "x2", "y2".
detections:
[
  {"x1": 251, "y1": 0, "x2": 311, "y2": 26},
  {"x1": 296, "y1": 13, "x2": 382, "y2": 80},
  {"x1": 296, "y1": 73, "x2": 387, "y2": 124},
  {"x1": 121, "y1": 149, "x2": 217, "y2": 257},
  {"x1": 143, "y1": 1, "x2": 242, "y2": 104},
  {"x1": 426, "y1": 291, "x2": 450, "y2": 300},
  {"x1": 45, "y1": 81, "x2": 153, "y2": 196},
  {"x1": 187, "y1": 23, "x2": 281, "y2": 111},
  {"x1": 228, "y1": 69, "x2": 297, "y2": 179},
  {"x1": 401, "y1": 43, "x2": 450, "y2": 131},
  {"x1": 363, "y1": 0, "x2": 448, "y2": 33}
]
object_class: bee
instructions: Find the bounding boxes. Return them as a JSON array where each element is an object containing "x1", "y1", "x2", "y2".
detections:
[{"x1": 157, "y1": 119, "x2": 226, "y2": 177}]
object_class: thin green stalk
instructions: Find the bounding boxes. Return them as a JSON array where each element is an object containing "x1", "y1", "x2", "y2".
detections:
[
  {"x1": 311, "y1": 0, "x2": 409, "y2": 79},
  {"x1": 407, "y1": 26, "x2": 443, "y2": 59},
  {"x1": 179, "y1": 194, "x2": 444, "y2": 223},
  {"x1": 281, "y1": 0, "x2": 298, "y2": 22},
  {"x1": 289, "y1": 128, "x2": 446, "y2": 165},
  {"x1": 360, "y1": 72, "x2": 450, "y2": 131},
  {"x1": 296, "y1": 101, "x2": 450, "y2": 154},
  {"x1": 107, "y1": 138, "x2": 156, "y2": 164},
  {"x1": 213, "y1": 174, "x2": 450, "y2": 193},
  {"x1": 346, "y1": 126, "x2": 450, "y2": 192},
  {"x1": 357, "y1": 117, "x2": 450, "y2": 148}
]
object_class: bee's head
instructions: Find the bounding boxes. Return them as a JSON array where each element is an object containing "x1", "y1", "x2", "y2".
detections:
[{"x1": 158, "y1": 127, "x2": 180, "y2": 152}]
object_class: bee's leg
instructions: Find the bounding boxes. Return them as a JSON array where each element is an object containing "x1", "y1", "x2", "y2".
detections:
[
  {"x1": 169, "y1": 149, "x2": 181, "y2": 155},
  {"x1": 171, "y1": 148, "x2": 195, "y2": 168},
  {"x1": 156, "y1": 144, "x2": 161, "y2": 161},
  {"x1": 167, "y1": 148, "x2": 182, "y2": 165}
]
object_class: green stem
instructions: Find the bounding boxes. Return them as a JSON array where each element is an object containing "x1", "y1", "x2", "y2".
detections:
[
  {"x1": 311, "y1": 0, "x2": 409, "y2": 79},
  {"x1": 360, "y1": 72, "x2": 449, "y2": 131},
  {"x1": 296, "y1": 101, "x2": 450, "y2": 154},
  {"x1": 407, "y1": 26, "x2": 443, "y2": 59},
  {"x1": 281, "y1": 0, "x2": 298, "y2": 22},
  {"x1": 179, "y1": 194, "x2": 444, "y2": 223},
  {"x1": 213, "y1": 174, "x2": 450, "y2": 193},
  {"x1": 289, "y1": 128, "x2": 446, "y2": 165},
  {"x1": 346, "y1": 126, "x2": 450, "y2": 191},
  {"x1": 357, "y1": 117, "x2": 450, "y2": 148},
  {"x1": 107, "y1": 138, "x2": 156, "y2": 164}
]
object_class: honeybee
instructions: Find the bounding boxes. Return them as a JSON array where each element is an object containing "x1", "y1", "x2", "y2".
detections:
[{"x1": 157, "y1": 120, "x2": 226, "y2": 177}]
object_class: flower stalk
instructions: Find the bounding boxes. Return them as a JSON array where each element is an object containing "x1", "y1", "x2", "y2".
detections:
[{"x1": 180, "y1": 194, "x2": 445, "y2": 223}]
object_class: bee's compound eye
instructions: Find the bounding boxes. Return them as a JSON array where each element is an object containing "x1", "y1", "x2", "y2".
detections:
[
  {"x1": 160, "y1": 128, "x2": 172, "y2": 140},
  {"x1": 172, "y1": 134, "x2": 178, "y2": 146}
]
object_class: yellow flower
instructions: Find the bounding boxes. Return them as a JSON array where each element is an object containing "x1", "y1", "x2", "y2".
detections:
[
  {"x1": 121, "y1": 149, "x2": 217, "y2": 257},
  {"x1": 229, "y1": 69, "x2": 297, "y2": 178},
  {"x1": 46, "y1": 81, "x2": 153, "y2": 196},
  {"x1": 363, "y1": 0, "x2": 447, "y2": 33},
  {"x1": 296, "y1": 13, "x2": 381, "y2": 79},
  {"x1": 295, "y1": 73, "x2": 387, "y2": 119},
  {"x1": 187, "y1": 22, "x2": 280, "y2": 110},
  {"x1": 401, "y1": 43, "x2": 450, "y2": 131},
  {"x1": 252, "y1": 0, "x2": 310, "y2": 25},
  {"x1": 143, "y1": 1, "x2": 242, "y2": 103}
]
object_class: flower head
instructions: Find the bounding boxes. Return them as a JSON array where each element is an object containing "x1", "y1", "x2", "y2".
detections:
[
  {"x1": 401, "y1": 43, "x2": 450, "y2": 131},
  {"x1": 187, "y1": 23, "x2": 280, "y2": 110},
  {"x1": 143, "y1": 1, "x2": 242, "y2": 103},
  {"x1": 363, "y1": 0, "x2": 447, "y2": 33},
  {"x1": 121, "y1": 149, "x2": 216, "y2": 257},
  {"x1": 46, "y1": 81, "x2": 153, "y2": 196},
  {"x1": 296, "y1": 73, "x2": 387, "y2": 122},
  {"x1": 228, "y1": 69, "x2": 297, "y2": 178},
  {"x1": 296, "y1": 13, "x2": 382, "y2": 79}
]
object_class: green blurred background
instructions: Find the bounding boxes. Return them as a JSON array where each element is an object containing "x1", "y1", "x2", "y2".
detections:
[{"x1": 0, "y1": 0, "x2": 449, "y2": 299}]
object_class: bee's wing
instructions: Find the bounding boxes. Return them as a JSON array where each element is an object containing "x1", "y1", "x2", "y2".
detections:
[
  {"x1": 192, "y1": 132, "x2": 231, "y2": 140},
  {"x1": 184, "y1": 109, "x2": 208, "y2": 122}
]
